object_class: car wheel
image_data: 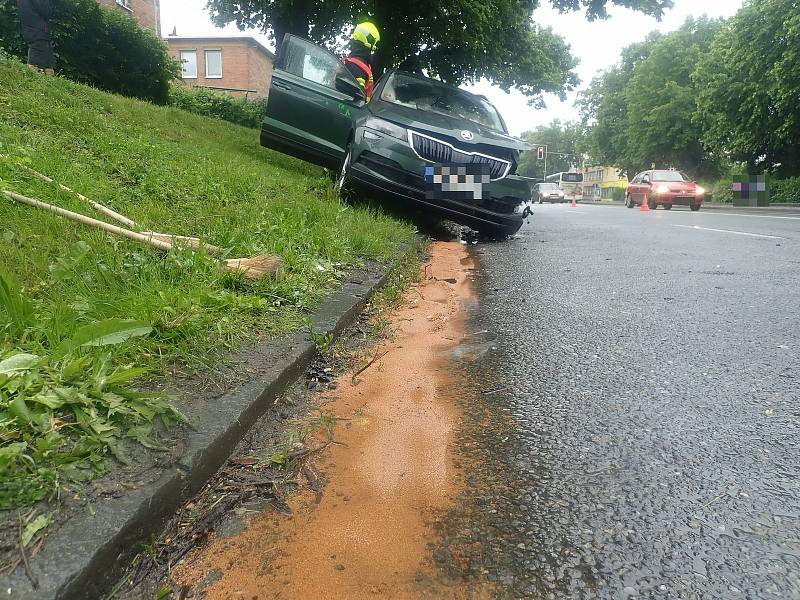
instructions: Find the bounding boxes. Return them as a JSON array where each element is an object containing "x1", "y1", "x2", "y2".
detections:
[
  {"x1": 335, "y1": 145, "x2": 353, "y2": 196},
  {"x1": 649, "y1": 199, "x2": 657, "y2": 209},
  {"x1": 626, "y1": 195, "x2": 635, "y2": 208},
  {"x1": 662, "y1": 204, "x2": 672, "y2": 210},
  {"x1": 690, "y1": 204, "x2": 701, "y2": 212}
]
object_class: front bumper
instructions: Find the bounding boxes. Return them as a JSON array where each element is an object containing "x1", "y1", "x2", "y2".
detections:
[
  {"x1": 656, "y1": 194, "x2": 705, "y2": 206},
  {"x1": 351, "y1": 127, "x2": 528, "y2": 233}
]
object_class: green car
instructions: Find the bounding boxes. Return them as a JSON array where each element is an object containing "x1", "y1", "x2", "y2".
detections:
[{"x1": 261, "y1": 35, "x2": 534, "y2": 237}]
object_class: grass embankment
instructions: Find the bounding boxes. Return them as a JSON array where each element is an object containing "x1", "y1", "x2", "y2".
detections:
[{"x1": 0, "y1": 57, "x2": 415, "y2": 511}]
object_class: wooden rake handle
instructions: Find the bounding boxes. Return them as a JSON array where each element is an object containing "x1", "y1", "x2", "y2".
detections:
[
  {"x1": 5, "y1": 161, "x2": 223, "y2": 255},
  {"x1": 17, "y1": 164, "x2": 137, "y2": 227},
  {"x1": 3, "y1": 191, "x2": 175, "y2": 252}
]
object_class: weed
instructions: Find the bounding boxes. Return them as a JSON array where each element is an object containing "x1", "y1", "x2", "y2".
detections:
[{"x1": 308, "y1": 327, "x2": 335, "y2": 355}]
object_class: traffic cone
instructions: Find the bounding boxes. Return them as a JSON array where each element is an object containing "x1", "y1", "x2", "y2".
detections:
[
  {"x1": 640, "y1": 192, "x2": 650, "y2": 212},
  {"x1": 571, "y1": 192, "x2": 577, "y2": 208}
]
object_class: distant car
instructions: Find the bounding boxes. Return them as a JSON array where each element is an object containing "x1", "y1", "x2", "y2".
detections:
[
  {"x1": 260, "y1": 35, "x2": 534, "y2": 237},
  {"x1": 534, "y1": 182, "x2": 566, "y2": 203},
  {"x1": 626, "y1": 170, "x2": 705, "y2": 211}
]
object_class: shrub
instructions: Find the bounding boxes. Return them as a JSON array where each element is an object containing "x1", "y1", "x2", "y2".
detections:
[
  {"x1": 611, "y1": 187, "x2": 626, "y2": 202},
  {"x1": 168, "y1": 85, "x2": 266, "y2": 129},
  {"x1": 712, "y1": 178, "x2": 734, "y2": 204},
  {"x1": 0, "y1": 0, "x2": 178, "y2": 104},
  {"x1": 770, "y1": 177, "x2": 800, "y2": 204}
]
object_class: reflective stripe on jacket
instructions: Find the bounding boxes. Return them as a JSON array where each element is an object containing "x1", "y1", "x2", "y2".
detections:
[{"x1": 342, "y1": 56, "x2": 374, "y2": 100}]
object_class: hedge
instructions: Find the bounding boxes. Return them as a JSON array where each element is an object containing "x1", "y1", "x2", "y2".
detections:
[
  {"x1": 770, "y1": 177, "x2": 800, "y2": 204},
  {"x1": 168, "y1": 85, "x2": 266, "y2": 129},
  {"x1": 0, "y1": 0, "x2": 178, "y2": 104},
  {"x1": 712, "y1": 178, "x2": 734, "y2": 203}
]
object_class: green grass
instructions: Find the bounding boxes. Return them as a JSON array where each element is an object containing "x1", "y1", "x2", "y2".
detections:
[{"x1": 0, "y1": 56, "x2": 416, "y2": 510}]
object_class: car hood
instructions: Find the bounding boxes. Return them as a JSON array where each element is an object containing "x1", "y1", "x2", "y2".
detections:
[{"x1": 369, "y1": 101, "x2": 532, "y2": 152}]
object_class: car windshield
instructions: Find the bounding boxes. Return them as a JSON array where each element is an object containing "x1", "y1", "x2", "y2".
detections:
[
  {"x1": 380, "y1": 72, "x2": 505, "y2": 132},
  {"x1": 653, "y1": 170, "x2": 690, "y2": 182},
  {"x1": 540, "y1": 184, "x2": 559, "y2": 191}
]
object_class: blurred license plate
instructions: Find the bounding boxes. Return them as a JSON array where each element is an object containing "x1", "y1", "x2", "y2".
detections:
[{"x1": 424, "y1": 163, "x2": 491, "y2": 201}]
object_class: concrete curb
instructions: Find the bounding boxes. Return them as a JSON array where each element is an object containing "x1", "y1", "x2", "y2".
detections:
[{"x1": 7, "y1": 247, "x2": 416, "y2": 600}]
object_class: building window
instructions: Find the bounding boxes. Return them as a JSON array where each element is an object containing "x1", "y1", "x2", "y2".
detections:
[
  {"x1": 205, "y1": 49, "x2": 223, "y2": 79},
  {"x1": 115, "y1": 0, "x2": 132, "y2": 10},
  {"x1": 180, "y1": 50, "x2": 197, "y2": 79}
]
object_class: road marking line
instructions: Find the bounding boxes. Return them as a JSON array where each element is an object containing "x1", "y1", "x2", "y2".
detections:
[
  {"x1": 704, "y1": 212, "x2": 800, "y2": 221},
  {"x1": 671, "y1": 224, "x2": 784, "y2": 239}
]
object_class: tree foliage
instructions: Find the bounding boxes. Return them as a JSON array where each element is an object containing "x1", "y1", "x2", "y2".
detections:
[
  {"x1": 0, "y1": 0, "x2": 178, "y2": 104},
  {"x1": 579, "y1": 18, "x2": 723, "y2": 178},
  {"x1": 517, "y1": 119, "x2": 584, "y2": 179},
  {"x1": 205, "y1": 0, "x2": 674, "y2": 104},
  {"x1": 694, "y1": 0, "x2": 800, "y2": 177}
]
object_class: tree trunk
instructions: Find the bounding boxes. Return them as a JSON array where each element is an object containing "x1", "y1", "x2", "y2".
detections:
[{"x1": 273, "y1": 0, "x2": 313, "y2": 59}]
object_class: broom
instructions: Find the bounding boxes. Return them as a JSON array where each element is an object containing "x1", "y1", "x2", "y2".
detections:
[
  {"x1": 3, "y1": 191, "x2": 282, "y2": 280},
  {"x1": 9, "y1": 162, "x2": 224, "y2": 254}
]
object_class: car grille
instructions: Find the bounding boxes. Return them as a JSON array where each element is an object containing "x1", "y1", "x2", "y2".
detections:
[{"x1": 409, "y1": 131, "x2": 510, "y2": 180}]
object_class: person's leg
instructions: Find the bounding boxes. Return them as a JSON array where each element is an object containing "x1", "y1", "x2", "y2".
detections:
[{"x1": 27, "y1": 38, "x2": 54, "y2": 74}]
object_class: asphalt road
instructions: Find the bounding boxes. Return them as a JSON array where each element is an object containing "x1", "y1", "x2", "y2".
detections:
[{"x1": 448, "y1": 203, "x2": 800, "y2": 598}]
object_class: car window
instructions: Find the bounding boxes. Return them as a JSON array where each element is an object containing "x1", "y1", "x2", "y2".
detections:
[
  {"x1": 631, "y1": 173, "x2": 641, "y2": 184},
  {"x1": 381, "y1": 72, "x2": 506, "y2": 132},
  {"x1": 279, "y1": 35, "x2": 358, "y2": 91},
  {"x1": 540, "y1": 184, "x2": 559, "y2": 191},
  {"x1": 642, "y1": 173, "x2": 651, "y2": 183}
]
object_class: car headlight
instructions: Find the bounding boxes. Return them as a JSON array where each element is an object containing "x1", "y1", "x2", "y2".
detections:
[
  {"x1": 363, "y1": 116, "x2": 406, "y2": 140},
  {"x1": 696, "y1": 186, "x2": 706, "y2": 195},
  {"x1": 655, "y1": 185, "x2": 670, "y2": 194}
]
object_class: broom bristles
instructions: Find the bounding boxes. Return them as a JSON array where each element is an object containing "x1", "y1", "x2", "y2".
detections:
[{"x1": 225, "y1": 255, "x2": 283, "y2": 280}]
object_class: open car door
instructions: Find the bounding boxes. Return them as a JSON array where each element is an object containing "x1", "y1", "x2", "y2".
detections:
[{"x1": 261, "y1": 35, "x2": 366, "y2": 170}]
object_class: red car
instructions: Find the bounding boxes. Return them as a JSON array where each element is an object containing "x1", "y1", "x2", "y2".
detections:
[{"x1": 626, "y1": 170, "x2": 706, "y2": 211}]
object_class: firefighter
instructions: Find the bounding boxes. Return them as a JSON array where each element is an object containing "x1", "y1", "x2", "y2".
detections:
[
  {"x1": 343, "y1": 22, "x2": 380, "y2": 101},
  {"x1": 17, "y1": 0, "x2": 55, "y2": 75}
]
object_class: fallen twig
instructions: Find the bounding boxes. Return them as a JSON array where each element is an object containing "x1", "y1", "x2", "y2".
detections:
[
  {"x1": 18, "y1": 516, "x2": 38, "y2": 589},
  {"x1": 352, "y1": 349, "x2": 390, "y2": 384}
]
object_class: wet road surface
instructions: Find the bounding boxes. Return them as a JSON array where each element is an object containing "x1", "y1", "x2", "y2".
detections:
[{"x1": 444, "y1": 204, "x2": 800, "y2": 598}]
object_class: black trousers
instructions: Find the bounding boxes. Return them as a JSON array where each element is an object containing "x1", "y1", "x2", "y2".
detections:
[{"x1": 26, "y1": 36, "x2": 54, "y2": 69}]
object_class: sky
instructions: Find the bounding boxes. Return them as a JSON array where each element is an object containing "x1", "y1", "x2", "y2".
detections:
[{"x1": 160, "y1": 0, "x2": 744, "y2": 136}]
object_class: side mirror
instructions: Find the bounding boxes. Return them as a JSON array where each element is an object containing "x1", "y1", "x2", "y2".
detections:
[{"x1": 335, "y1": 75, "x2": 366, "y2": 101}]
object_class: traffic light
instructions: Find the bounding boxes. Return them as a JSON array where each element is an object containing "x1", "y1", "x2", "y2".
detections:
[{"x1": 537, "y1": 146, "x2": 545, "y2": 160}]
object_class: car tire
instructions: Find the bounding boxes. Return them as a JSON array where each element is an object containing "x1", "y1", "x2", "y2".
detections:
[
  {"x1": 663, "y1": 204, "x2": 672, "y2": 210},
  {"x1": 690, "y1": 204, "x2": 701, "y2": 212},
  {"x1": 626, "y1": 195, "x2": 635, "y2": 208},
  {"x1": 335, "y1": 145, "x2": 353, "y2": 197}
]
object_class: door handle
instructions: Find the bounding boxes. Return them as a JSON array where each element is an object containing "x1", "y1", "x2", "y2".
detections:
[{"x1": 273, "y1": 81, "x2": 292, "y2": 91}]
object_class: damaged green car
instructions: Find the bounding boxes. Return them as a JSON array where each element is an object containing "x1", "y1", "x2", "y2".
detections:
[{"x1": 261, "y1": 35, "x2": 534, "y2": 238}]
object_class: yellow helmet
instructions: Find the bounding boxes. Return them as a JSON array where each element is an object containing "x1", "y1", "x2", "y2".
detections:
[{"x1": 353, "y1": 22, "x2": 380, "y2": 51}]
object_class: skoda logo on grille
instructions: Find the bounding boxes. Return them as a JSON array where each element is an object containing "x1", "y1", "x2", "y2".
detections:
[{"x1": 460, "y1": 130, "x2": 474, "y2": 141}]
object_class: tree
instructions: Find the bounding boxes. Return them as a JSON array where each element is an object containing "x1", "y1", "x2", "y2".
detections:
[
  {"x1": 205, "y1": 0, "x2": 673, "y2": 104},
  {"x1": 694, "y1": 0, "x2": 800, "y2": 176},
  {"x1": 578, "y1": 18, "x2": 723, "y2": 179},
  {"x1": 577, "y1": 36, "x2": 658, "y2": 176},
  {"x1": 625, "y1": 17, "x2": 723, "y2": 178},
  {"x1": 517, "y1": 119, "x2": 584, "y2": 179}
]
